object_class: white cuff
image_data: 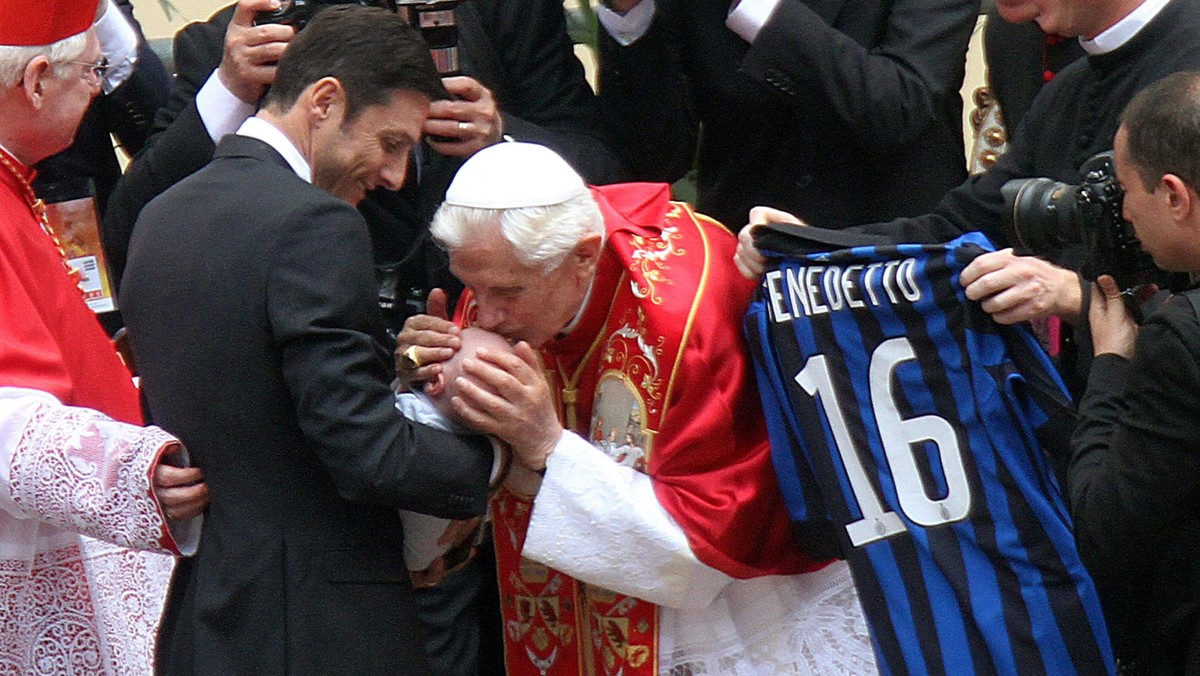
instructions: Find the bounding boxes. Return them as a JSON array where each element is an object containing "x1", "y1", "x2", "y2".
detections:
[
  {"x1": 523, "y1": 432, "x2": 731, "y2": 609},
  {"x1": 94, "y1": 0, "x2": 139, "y2": 93},
  {"x1": 596, "y1": 0, "x2": 657, "y2": 47},
  {"x1": 196, "y1": 71, "x2": 257, "y2": 144},
  {"x1": 726, "y1": 0, "x2": 782, "y2": 44}
]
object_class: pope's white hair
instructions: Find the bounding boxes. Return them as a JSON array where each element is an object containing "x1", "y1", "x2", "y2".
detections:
[
  {"x1": 0, "y1": 32, "x2": 89, "y2": 89},
  {"x1": 430, "y1": 189, "x2": 605, "y2": 272}
]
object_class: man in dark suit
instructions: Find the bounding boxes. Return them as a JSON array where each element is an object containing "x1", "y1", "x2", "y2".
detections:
[
  {"x1": 119, "y1": 8, "x2": 560, "y2": 673},
  {"x1": 594, "y1": 0, "x2": 979, "y2": 230},
  {"x1": 104, "y1": 0, "x2": 626, "y2": 316}
]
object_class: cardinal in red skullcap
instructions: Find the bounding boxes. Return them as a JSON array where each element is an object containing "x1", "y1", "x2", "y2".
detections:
[{"x1": 0, "y1": 1, "x2": 208, "y2": 672}]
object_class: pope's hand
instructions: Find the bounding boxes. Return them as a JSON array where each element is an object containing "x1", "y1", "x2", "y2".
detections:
[{"x1": 451, "y1": 342, "x2": 562, "y2": 472}]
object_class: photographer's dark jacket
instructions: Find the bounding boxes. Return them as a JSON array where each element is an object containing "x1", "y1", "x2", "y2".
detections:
[
  {"x1": 1070, "y1": 291, "x2": 1200, "y2": 674},
  {"x1": 848, "y1": 0, "x2": 1200, "y2": 393}
]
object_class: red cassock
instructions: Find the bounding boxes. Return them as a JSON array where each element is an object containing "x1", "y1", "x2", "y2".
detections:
[
  {"x1": 0, "y1": 147, "x2": 183, "y2": 674},
  {"x1": 456, "y1": 183, "x2": 833, "y2": 675}
]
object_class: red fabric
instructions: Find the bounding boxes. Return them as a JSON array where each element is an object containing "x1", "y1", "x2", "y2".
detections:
[
  {"x1": 586, "y1": 183, "x2": 821, "y2": 577},
  {"x1": 0, "y1": 149, "x2": 141, "y2": 424},
  {"x1": 459, "y1": 183, "x2": 827, "y2": 578},
  {"x1": 0, "y1": 0, "x2": 97, "y2": 46}
]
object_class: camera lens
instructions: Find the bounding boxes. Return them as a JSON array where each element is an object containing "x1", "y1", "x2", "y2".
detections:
[{"x1": 1001, "y1": 177, "x2": 1080, "y2": 255}]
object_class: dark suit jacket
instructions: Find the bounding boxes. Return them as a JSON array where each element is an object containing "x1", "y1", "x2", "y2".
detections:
[
  {"x1": 598, "y1": 0, "x2": 979, "y2": 230},
  {"x1": 104, "y1": 0, "x2": 626, "y2": 309},
  {"x1": 120, "y1": 135, "x2": 493, "y2": 675}
]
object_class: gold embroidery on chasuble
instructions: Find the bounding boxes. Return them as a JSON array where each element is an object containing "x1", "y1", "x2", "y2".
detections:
[{"x1": 489, "y1": 202, "x2": 706, "y2": 676}]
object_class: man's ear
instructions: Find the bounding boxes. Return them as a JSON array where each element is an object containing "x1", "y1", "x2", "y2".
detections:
[
  {"x1": 20, "y1": 56, "x2": 52, "y2": 109},
  {"x1": 306, "y1": 77, "x2": 346, "y2": 127},
  {"x1": 1161, "y1": 173, "x2": 1195, "y2": 221}
]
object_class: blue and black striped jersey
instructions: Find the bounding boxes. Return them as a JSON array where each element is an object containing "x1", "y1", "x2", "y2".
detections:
[{"x1": 746, "y1": 227, "x2": 1113, "y2": 675}]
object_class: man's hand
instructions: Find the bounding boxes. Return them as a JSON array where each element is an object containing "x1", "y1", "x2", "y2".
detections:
[
  {"x1": 219, "y1": 0, "x2": 295, "y2": 104},
  {"x1": 451, "y1": 342, "x2": 562, "y2": 472},
  {"x1": 1089, "y1": 275, "x2": 1139, "y2": 358},
  {"x1": 960, "y1": 249, "x2": 1083, "y2": 324},
  {"x1": 394, "y1": 289, "x2": 461, "y2": 388},
  {"x1": 153, "y1": 462, "x2": 209, "y2": 521},
  {"x1": 734, "y1": 206, "x2": 804, "y2": 279},
  {"x1": 425, "y1": 76, "x2": 503, "y2": 157}
]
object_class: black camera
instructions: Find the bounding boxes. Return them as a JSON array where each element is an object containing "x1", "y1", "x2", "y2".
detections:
[
  {"x1": 395, "y1": 1, "x2": 463, "y2": 76},
  {"x1": 255, "y1": 0, "x2": 397, "y2": 29},
  {"x1": 1002, "y1": 151, "x2": 1157, "y2": 294},
  {"x1": 256, "y1": 0, "x2": 464, "y2": 78}
]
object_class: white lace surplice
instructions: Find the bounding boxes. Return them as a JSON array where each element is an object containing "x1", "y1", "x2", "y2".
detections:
[{"x1": 0, "y1": 388, "x2": 188, "y2": 674}]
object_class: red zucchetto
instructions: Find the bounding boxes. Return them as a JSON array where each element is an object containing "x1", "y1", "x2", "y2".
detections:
[{"x1": 0, "y1": 0, "x2": 99, "y2": 47}]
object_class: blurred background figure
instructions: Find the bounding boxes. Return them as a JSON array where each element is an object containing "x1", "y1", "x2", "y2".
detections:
[{"x1": 594, "y1": 0, "x2": 980, "y2": 230}]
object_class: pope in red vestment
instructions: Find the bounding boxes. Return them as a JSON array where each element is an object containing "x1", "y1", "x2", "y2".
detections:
[
  {"x1": 407, "y1": 142, "x2": 877, "y2": 675},
  {"x1": 0, "y1": 2, "x2": 204, "y2": 672}
]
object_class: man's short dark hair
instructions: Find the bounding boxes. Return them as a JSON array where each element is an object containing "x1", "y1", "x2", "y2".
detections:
[
  {"x1": 1120, "y1": 71, "x2": 1200, "y2": 193},
  {"x1": 261, "y1": 5, "x2": 447, "y2": 120}
]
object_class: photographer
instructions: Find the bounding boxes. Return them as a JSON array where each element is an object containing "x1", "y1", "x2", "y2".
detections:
[{"x1": 1069, "y1": 71, "x2": 1200, "y2": 673}]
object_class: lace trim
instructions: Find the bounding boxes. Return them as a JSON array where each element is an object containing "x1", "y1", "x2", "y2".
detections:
[
  {"x1": 659, "y1": 561, "x2": 878, "y2": 675},
  {"x1": 0, "y1": 540, "x2": 174, "y2": 674},
  {"x1": 10, "y1": 406, "x2": 177, "y2": 554}
]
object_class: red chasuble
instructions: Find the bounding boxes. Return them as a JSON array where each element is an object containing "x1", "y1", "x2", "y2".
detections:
[{"x1": 457, "y1": 183, "x2": 828, "y2": 675}]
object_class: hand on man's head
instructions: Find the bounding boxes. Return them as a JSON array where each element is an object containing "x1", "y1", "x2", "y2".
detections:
[
  {"x1": 220, "y1": 0, "x2": 295, "y2": 104},
  {"x1": 425, "y1": 76, "x2": 503, "y2": 158}
]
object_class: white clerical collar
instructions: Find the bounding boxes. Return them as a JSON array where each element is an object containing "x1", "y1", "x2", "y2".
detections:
[
  {"x1": 1079, "y1": 0, "x2": 1171, "y2": 55},
  {"x1": 554, "y1": 274, "x2": 597, "y2": 340},
  {"x1": 236, "y1": 116, "x2": 312, "y2": 183}
]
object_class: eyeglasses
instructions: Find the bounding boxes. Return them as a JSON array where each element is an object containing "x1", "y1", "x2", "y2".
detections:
[{"x1": 66, "y1": 56, "x2": 109, "y2": 86}]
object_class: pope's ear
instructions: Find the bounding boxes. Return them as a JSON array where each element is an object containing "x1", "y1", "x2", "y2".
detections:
[{"x1": 573, "y1": 233, "x2": 603, "y2": 271}]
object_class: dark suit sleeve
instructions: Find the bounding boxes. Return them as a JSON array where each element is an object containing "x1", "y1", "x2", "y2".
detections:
[
  {"x1": 268, "y1": 199, "x2": 492, "y2": 519},
  {"x1": 104, "y1": 7, "x2": 231, "y2": 289},
  {"x1": 741, "y1": 0, "x2": 979, "y2": 152},
  {"x1": 102, "y1": 0, "x2": 172, "y2": 157},
  {"x1": 1068, "y1": 301, "x2": 1200, "y2": 589},
  {"x1": 470, "y1": 0, "x2": 628, "y2": 184}
]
